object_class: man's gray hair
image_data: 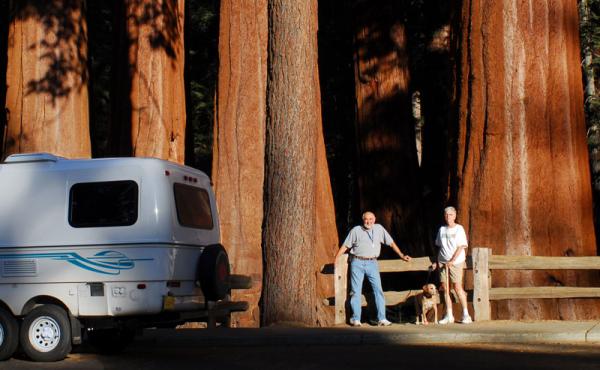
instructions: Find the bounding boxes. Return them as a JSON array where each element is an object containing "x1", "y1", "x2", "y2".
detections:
[
  {"x1": 362, "y1": 211, "x2": 375, "y2": 219},
  {"x1": 444, "y1": 206, "x2": 457, "y2": 214}
]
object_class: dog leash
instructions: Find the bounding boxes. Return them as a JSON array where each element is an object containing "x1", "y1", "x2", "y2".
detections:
[{"x1": 425, "y1": 266, "x2": 433, "y2": 283}]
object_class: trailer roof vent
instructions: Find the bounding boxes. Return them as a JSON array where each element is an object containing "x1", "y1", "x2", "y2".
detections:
[{"x1": 3, "y1": 152, "x2": 64, "y2": 163}]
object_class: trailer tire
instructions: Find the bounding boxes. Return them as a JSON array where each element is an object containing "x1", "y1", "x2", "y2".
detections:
[
  {"x1": 87, "y1": 328, "x2": 135, "y2": 354},
  {"x1": 198, "y1": 245, "x2": 231, "y2": 301},
  {"x1": 20, "y1": 305, "x2": 71, "y2": 362},
  {"x1": 0, "y1": 308, "x2": 18, "y2": 361}
]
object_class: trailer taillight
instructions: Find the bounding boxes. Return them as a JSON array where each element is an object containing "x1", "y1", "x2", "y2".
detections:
[{"x1": 166, "y1": 281, "x2": 181, "y2": 288}]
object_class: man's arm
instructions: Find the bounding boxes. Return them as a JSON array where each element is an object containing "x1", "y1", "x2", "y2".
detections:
[
  {"x1": 335, "y1": 245, "x2": 349, "y2": 260},
  {"x1": 390, "y1": 242, "x2": 411, "y2": 262}
]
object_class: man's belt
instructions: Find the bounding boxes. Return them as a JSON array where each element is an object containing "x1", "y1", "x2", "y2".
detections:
[{"x1": 353, "y1": 255, "x2": 377, "y2": 260}]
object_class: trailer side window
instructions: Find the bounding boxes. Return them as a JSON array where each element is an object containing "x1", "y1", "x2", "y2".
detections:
[
  {"x1": 69, "y1": 180, "x2": 138, "y2": 227},
  {"x1": 173, "y1": 183, "x2": 214, "y2": 229}
]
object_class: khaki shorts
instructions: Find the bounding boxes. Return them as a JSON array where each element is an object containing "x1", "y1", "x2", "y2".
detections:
[{"x1": 440, "y1": 262, "x2": 465, "y2": 284}]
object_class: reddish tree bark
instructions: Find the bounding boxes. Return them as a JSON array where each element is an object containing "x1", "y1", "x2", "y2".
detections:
[
  {"x1": 455, "y1": 0, "x2": 600, "y2": 319},
  {"x1": 212, "y1": 0, "x2": 267, "y2": 328},
  {"x1": 314, "y1": 84, "x2": 339, "y2": 327},
  {"x1": 124, "y1": 0, "x2": 186, "y2": 163},
  {"x1": 4, "y1": 0, "x2": 90, "y2": 158},
  {"x1": 263, "y1": 0, "x2": 333, "y2": 326},
  {"x1": 352, "y1": 0, "x2": 428, "y2": 256}
]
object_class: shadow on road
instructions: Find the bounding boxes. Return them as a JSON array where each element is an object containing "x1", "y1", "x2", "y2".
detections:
[{"x1": 0, "y1": 327, "x2": 599, "y2": 370}]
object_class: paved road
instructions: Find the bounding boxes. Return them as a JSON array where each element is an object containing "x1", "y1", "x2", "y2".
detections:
[{"x1": 1, "y1": 328, "x2": 599, "y2": 370}]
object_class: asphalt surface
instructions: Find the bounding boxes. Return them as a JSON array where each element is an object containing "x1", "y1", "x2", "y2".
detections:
[{"x1": 1, "y1": 321, "x2": 599, "y2": 369}]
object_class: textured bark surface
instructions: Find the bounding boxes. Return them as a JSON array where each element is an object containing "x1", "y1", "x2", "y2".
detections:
[
  {"x1": 262, "y1": 0, "x2": 320, "y2": 326},
  {"x1": 4, "y1": 0, "x2": 90, "y2": 158},
  {"x1": 212, "y1": 0, "x2": 267, "y2": 328},
  {"x1": 125, "y1": 0, "x2": 186, "y2": 163},
  {"x1": 455, "y1": 0, "x2": 600, "y2": 319},
  {"x1": 352, "y1": 1, "x2": 428, "y2": 256}
]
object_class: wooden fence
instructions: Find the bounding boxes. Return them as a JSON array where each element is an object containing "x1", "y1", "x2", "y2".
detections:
[{"x1": 329, "y1": 248, "x2": 600, "y2": 324}]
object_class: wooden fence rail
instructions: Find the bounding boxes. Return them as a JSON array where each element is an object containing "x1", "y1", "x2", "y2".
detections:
[
  {"x1": 471, "y1": 248, "x2": 600, "y2": 320},
  {"x1": 328, "y1": 248, "x2": 600, "y2": 324}
]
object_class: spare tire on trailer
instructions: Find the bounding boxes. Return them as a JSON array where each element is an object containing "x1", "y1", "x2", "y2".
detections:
[{"x1": 197, "y1": 244, "x2": 231, "y2": 301}]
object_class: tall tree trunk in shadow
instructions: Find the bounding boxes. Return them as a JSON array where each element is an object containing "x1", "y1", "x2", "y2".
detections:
[
  {"x1": 352, "y1": 0, "x2": 427, "y2": 256},
  {"x1": 415, "y1": 0, "x2": 458, "y2": 248},
  {"x1": 4, "y1": 0, "x2": 91, "y2": 158},
  {"x1": 263, "y1": 0, "x2": 332, "y2": 326},
  {"x1": 212, "y1": 0, "x2": 267, "y2": 328},
  {"x1": 317, "y1": 1, "x2": 360, "y2": 239},
  {"x1": 455, "y1": 0, "x2": 600, "y2": 319},
  {"x1": 110, "y1": 0, "x2": 132, "y2": 157},
  {"x1": 123, "y1": 0, "x2": 186, "y2": 163}
]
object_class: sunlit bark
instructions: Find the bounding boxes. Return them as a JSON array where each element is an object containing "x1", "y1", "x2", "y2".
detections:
[
  {"x1": 4, "y1": 0, "x2": 90, "y2": 158},
  {"x1": 455, "y1": 0, "x2": 600, "y2": 319}
]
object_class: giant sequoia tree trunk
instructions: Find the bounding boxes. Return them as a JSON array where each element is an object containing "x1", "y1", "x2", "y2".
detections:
[
  {"x1": 4, "y1": 0, "x2": 90, "y2": 158},
  {"x1": 352, "y1": 0, "x2": 427, "y2": 256},
  {"x1": 123, "y1": 0, "x2": 186, "y2": 163},
  {"x1": 455, "y1": 0, "x2": 600, "y2": 319},
  {"x1": 263, "y1": 0, "x2": 327, "y2": 326},
  {"x1": 212, "y1": 0, "x2": 267, "y2": 328}
]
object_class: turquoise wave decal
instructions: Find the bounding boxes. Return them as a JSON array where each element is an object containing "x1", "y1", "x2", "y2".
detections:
[{"x1": 0, "y1": 250, "x2": 153, "y2": 275}]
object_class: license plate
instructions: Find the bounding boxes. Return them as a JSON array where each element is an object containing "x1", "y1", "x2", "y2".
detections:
[{"x1": 163, "y1": 296, "x2": 175, "y2": 310}]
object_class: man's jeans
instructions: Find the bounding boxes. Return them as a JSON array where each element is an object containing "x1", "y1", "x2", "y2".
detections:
[{"x1": 349, "y1": 258, "x2": 386, "y2": 322}]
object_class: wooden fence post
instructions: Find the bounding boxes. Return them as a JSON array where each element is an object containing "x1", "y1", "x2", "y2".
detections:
[
  {"x1": 334, "y1": 254, "x2": 348, "y2": 325},
  {"x1": 472, "y1": 247, "x2": 491, "y2": 321}
]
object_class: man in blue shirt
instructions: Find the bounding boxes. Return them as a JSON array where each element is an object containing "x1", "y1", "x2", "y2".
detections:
[{"x1": 334, "y1": 211, "x2": 411, "y2": 326}]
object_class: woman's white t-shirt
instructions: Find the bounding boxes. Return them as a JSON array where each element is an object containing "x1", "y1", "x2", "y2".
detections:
[{"x1": 435, "y1": 224, "x2": 468, "y2": 264}]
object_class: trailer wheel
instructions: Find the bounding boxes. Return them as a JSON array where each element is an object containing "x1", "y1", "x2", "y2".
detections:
[
  {"x1": 198, "y1": 245, "x2": 231, "y2": 301},
  {"x1": 20, "y1": 305, "x2": 71, "y2": 362},
  {"x1": 0, "y1": 308, "x2": 18, "y2": 361},
  {"x1": 87, "y1": 328, "x2": 135, "y2": 354}
]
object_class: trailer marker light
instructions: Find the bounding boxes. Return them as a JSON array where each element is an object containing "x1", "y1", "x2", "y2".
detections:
[{"x1": 137, "y1": 283, "x2": 146, "y2": 289}]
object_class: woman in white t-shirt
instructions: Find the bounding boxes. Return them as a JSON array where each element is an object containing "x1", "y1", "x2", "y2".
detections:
[{"x1": 434, "y1": 206, "x2": 472, "y2": 324}]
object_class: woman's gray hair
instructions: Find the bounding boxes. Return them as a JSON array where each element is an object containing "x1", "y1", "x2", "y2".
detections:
[{"x1": 444, "y1": 206, "x2": 457, "y2": 214}]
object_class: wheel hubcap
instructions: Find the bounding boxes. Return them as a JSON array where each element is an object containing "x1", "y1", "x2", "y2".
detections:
[
  {"x1": 29, "y1": 316, "x2": 61, "y2": 352},
  {"x1": 0, "y1": 323, "x2": 4, "y2": 346}
]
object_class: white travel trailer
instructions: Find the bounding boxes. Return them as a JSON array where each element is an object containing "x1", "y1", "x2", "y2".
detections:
[{"x1": 0, "y1": 153, "x2": 247, "y2": 361}]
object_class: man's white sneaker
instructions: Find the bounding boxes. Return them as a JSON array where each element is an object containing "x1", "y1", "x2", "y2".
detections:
[
  {"x1": 438, "y1": 315, "x2": 454, "y2": 324},
  {"x1": 377, "y1": 319, "x2": 392, "y2": 326},
  {"x1": 460, "y1": 315, "x2": 473, "y2": 324},
  {"x1": 349, "y1": 319, "x2": 362, "y2": 327}
]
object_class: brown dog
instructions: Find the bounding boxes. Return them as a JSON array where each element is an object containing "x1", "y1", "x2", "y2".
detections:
[{"x1": 414, "y1": 283, "x2": 439, "y2": 325}]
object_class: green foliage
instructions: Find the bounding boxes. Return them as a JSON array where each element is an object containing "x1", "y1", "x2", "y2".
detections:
[
  {"x1": 580, "y1": 0, "x2": 600, "y2": 193},
  {"x1": 185, "y1": 0, "x2": 219, "y2": 172}
]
